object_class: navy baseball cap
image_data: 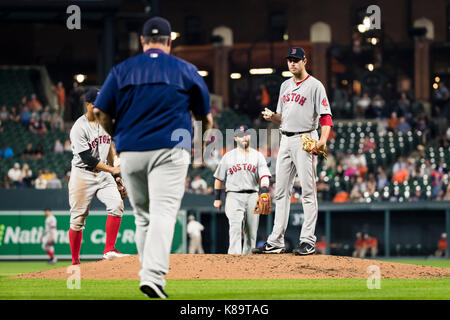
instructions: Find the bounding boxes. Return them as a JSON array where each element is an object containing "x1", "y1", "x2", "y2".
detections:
[
  {"x1": 85, "y1": 88, "x2": 100, "y2": 104},
  {"x1": 142, "y1": 16, "x2": 171, "y2": 36},
  {"x1": 234, "y1": 125, "x2": 249, "y2": 137},
  {"x1": 286, "y1": 47, "x2": 306, "y2": 60}
]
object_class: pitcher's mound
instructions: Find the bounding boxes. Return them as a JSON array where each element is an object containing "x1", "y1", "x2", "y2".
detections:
[{"x1": 12, "y1": 254, "x2": 450, "y2": 280}]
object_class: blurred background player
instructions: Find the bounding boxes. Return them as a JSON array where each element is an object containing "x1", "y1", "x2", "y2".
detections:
[
  {"x1": 68, "y1": 88, "x2": 126, "y2": 265},
  {"x1": 363, "y1": 233, "x2": 378, "y2": 258},
  {"x1": 41, "y1": 208, "x2": 57, "y2": 264},
  {"x1": 187, "y1": 215, "x2": 205, "y2": 254},
  {"x1": 213, "y1": 125, "x2": 271, "y2": 254},
  {"x1": 352, "y1": 232, "x2": 365, "y2": 258},
  {"x1": 435, "y1": 233, "x2": 447, "y2": 257}
]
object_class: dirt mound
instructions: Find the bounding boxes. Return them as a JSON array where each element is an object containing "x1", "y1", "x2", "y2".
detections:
[{"x1": 12, "y1": 254, "x2": 450, "y2": 280}]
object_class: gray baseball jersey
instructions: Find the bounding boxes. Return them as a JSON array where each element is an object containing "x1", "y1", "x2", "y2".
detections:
[
  {"x1": 70, "y1": 115, "x2": 112, "y2": 168},
  {"x1": 214, "y1": 148, "x2": 271, "y2": 192},
  {"x1": 276, "y1": 75, "x2": 332, "y2": 132}
]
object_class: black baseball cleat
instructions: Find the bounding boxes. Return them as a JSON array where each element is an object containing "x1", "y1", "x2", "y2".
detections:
[
  {"x1": 140, "y1": 282, "x2": 168, "y2": 299},
  {"x1": 252, "y1": 242, "x2": 286, "y2": 254},
  {"x1": 293, "y1": 242, "x2": 316, "y2": 255}
]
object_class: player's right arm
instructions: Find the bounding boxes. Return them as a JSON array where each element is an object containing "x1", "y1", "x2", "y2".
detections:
[
  {"x1": 262, "y1": 108, "x2": 282, "y2": 125},
  {"x1": 213, "y1": 154, "x2": 227, "y2": 211}
]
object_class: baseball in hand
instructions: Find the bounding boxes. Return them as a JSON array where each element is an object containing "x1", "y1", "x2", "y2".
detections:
[{"x1": 262, "y1": 108, "x2": 273, "y2": 120}]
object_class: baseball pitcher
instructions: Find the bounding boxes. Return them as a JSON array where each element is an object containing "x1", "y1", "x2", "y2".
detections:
[
  {"x1": 213, "y1": 125, "x2": 271, "y2": 254},
  {"x1": 253, "y1": 47, "x2": 333, "y2": 255},
  {"x1": 68, "y1": 88, "x2": 128, "y2": 265}
]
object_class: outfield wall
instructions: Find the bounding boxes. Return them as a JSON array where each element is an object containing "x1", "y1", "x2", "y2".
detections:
[{"x1": 0, "y1": 189, "x2": 449, "y2": 258}]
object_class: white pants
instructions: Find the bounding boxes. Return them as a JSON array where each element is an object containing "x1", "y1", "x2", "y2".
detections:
[
  {"x1": 225, "y1": 192, "x2": 260, "y2": 254},
  {"x1": 120, "y1": 148, "x2": 189, "y2": 288},
  {"x1": 69, "y1": 167, "x2": 123, "y2": 231},
  {"x1": 267, "y1": 131, "x2": 319, "y2": 248}
]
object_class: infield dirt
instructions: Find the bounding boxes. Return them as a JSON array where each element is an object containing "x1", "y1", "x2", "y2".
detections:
[{"x1": 12, "y1": 254, "x2": 450, "y2": 280}]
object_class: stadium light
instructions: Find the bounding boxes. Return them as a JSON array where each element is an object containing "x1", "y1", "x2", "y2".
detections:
[
  {"x1": 198, "y1": 71, "x2": 209, "y2": 77},
  {"x1": 171, "y1": 32, "x2": 180, "y2": 41},
  {"x1": 433, "y1": 83, "x2": 438, "y2": 89},
  {"x1": 74, "y1": 74, "x2": 86, "y2": 83},
  {"x1": 435, "y1": 76, "x2": 440, "y2": 83},
  {"x1": 230, "y1": 73, "x2": 241, "y2": 79},
  {"x1": 370, "y1": 37, "x2": 378, "y2": 45},
  {"x1": 249, "y1": 68, "x2": 274, "y2": 75},
  {"x1": 282, "y1": 71, "x2": 293, "y2": 77},
  {"x1": 357, "y1": 24, "x2": 367, "y2": 33}
]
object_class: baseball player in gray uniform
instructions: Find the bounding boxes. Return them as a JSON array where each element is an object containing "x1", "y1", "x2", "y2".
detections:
[
  {"x1": 42, "y1": 208, "x2": 57, "y2": 264},
  {"x1": 68, "y1": 88, "x2": 127, "y2": 265},
  {"x1": 253, "y1": 47, "x2": 333, "y2": 255},
  {"x1": 213, "y1": 125, "x2": 271, "y2": 254}
]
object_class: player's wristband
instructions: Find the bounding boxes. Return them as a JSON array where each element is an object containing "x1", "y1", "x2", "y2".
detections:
[
  {"x1": 214, "y1": 189, "x2": 222, "y2": 200},
  {"x1": 260, "y1": 186, "x2": 269, "y2": 194}
]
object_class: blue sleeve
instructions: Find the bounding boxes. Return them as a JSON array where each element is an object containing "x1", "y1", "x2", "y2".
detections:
[
  {"x1": 188, "y1": 66, "x2": 210, "y2": 116},
  {"x1": 95, "y1": 68, "x2": 118, "y2": 116}
]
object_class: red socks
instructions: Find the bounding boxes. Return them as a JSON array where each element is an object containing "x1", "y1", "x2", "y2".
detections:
[
  {"x1": 104, "y1": 216, "x2": 122, "y2": 254},
  {"x1": 69, "y1": 228, "x2": 83, "y2": 265},
  {"x1": 45, "y1": 249, "x2": 54, "y2": 260}
]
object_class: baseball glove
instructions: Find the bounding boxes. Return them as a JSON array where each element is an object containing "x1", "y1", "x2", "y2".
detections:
[
  {"x1": 253, "y1": 193, "x2": 271, "y2": 215},
  {"x1": 115, "y1": 177, "x2": 128, "y2": 200},
  {"x1": 300, "y1": 134, "x2": 327, "y2": 159}
]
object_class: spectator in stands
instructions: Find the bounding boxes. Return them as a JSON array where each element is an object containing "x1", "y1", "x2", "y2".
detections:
[
  {"x1": 28, "y1": 113, "x2": 47, "y2": 136},
  {"x1": 34, "y1": 144, "x2": 45, "y2": 159},
  {"x1": 8, "y1": 163, "x2": 23, "y2": 188},
  {"x1": 387, "y1": 112, "x2": 399, "y2": 132},
  {"x1": 21, "y1": 163, "x2": 33, "y2": 188},
  {"x1": 64, "y1": 139, "x2": 72, "y2": 152},
  {"x1": 51, "y1": 112, "x2": 64, "y2": 131},
  {"x1": 376, "y1": 166, "x2": 389, "y2": 190},
  {"x1": 40, "y1": 105, "x2": 52, "y2": 130},
  {"x1": 361, "y1": 136, "x2": 376, "y2": 152},
  {"x1": 52, "y1": 139, "x2": 63, "y2": 153},
  {"x1": 350, "y1": 176, "x2": 366, "y2": 202},
  {"x1": 34, "y1": 174, "x2": 47, "y2": 190},
  {"x1": 46, "y1": 171, "x2": 62, "y2": 189},
  {"x1": 0, "y1": 106, "x2": 9, "y2": 121},
  {"x1": 1, "y1": 175, "x2": 11, "y2": 189},
  {"x1": 370, "y1": 94, "x2": 385, "y2": 118},
  {"x1": 28, "y1": 93, "x2": 43, "y2": 113},
  {"x1": 18, "y1": 96, "x2": 27, "y2": 109},
  {"x1": 69, "y1": 82, "x2": 84, "y2": 121},
  {"x1": 421, "y1": 158, "x2": 433, "y2": 177},
  {"x1": 355, "y1": 93, "x2": 371, "y2": 118},
  {"x1": 185, "y1": 175, "x2": 193, "y2": 193},
  {"x1": 191, "y1": 173, "x2": 208, "y2": 194},
  {"x1": 0, "y1": 144, "x2": 14, "y2": 159},
  {"x1": 21, "y1": 143, "x2": 36, "y2": 159},
  {"x1": 396, "y1": 92, "x2": 413, "y2": 120},
  {"x1": 434, "y1": 233, "x2": 447, "y2": 257},
  {"x1": 410, "y1": 187, "x2": 424, "y2": 202},
  {"x1": 434, "y1": 82, "x2": 449, "y2": 107},
  {"x1": 363, "y1": 233, "x2": 378, "y2": 258},
  {"x1": 258, "y1": 84, "x2": 271, "y2": 108},
  {"x1": 8, "y1": 106, "x2": 20, "y2": 122},
  {"x1": 392, "y1": 156, "x2": 406, "y2": 174},
  {"x1": 204, "y1": 148, "x2": 221, "y2": 170},
  {"x1": 333, "y1": 190, "x2": 349, "y2": 202},
  {"x1": 415, "y1": 116, "x2": 430, "y2": 145},
  {"x1": 367, "y1": 173, "x2": 376, "y2": 196},
  {"x1": 52, "y1": 81, "x2": 66, "y2": 116},
  {"x1": 392, "y1": 166, "x2": 409, "y2": 184},
  {"x1": 355, "y1": 151, "x2": 368, "y2": 177},
  {"x1": 19, "y1": 105, "x2": 32, "y2": 126},
  {"x1": 396, "y1": 116, "x2": 411, "y2": 133},
  {"x1": 431, "y1": 162, "x2": 445, "y2": 198},
  {"x1": 352, "y1": 232, "x2": 365, "y2": 258},
  {"x1": 0, "y1": 118, "x2": 3, "y2": 133}
]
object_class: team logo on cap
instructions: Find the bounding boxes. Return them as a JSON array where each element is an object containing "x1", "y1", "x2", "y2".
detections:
[
  {"x1": 240, "y1": 126, "x2": 245, "y2": 131},
  {"x1": 292, "y1": 48, "x2": 297, "y2": 54},
  {"x1": 152, "y1": 28, "x2": 158, "y2": 34}
]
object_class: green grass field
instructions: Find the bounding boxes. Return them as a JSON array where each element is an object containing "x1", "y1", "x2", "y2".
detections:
[{"x1": 1, "y1": 260, "x2": 450, "y2": 300}]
